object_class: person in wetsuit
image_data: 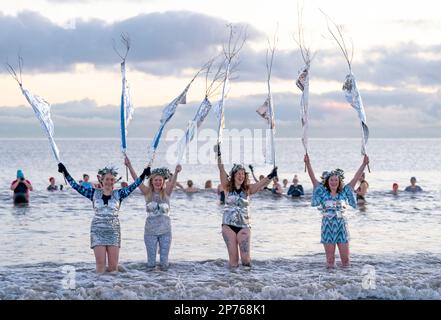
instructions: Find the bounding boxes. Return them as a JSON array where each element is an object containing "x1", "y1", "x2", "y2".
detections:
[{"x1": 11, "y1": 170, "x2": 33, "y2": 205}]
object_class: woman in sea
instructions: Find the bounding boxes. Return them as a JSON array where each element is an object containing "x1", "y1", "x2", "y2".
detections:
[
  {"x1": 125, "y1": 156, "x2": 181, "y2": 271},
  {"x1": 216, "y1": 144, "x2": 277, "y2": 268},
  {"x1": 58, "y1": 161, "x2": 150, "y2": 273},
  {"x1": 304, "y1": 153, "x2": 369, "y2": 268}
]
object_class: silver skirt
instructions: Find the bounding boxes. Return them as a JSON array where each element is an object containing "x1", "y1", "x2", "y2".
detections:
[{"x1": 90, "y1": 215, "x2": 121, "y2": 249}]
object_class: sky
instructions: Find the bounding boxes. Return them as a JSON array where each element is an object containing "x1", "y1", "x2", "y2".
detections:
[{"x1": 1, "y1": 0, "x2": 440, "y2": 138}]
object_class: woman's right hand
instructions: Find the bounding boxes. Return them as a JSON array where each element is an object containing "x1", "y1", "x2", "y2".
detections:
[
  {"x1": 304, "y1": 153, "x2": 310, "y2": 164},
  {"x1": 214, "y1": 143, "x2": 221, "y2": 157},
  {"x1": 124, "y1": 155, "x2": 131, "y2": 167},
  {"x1": 363, "y1": 154, "x2": 370, "y2": 166}
]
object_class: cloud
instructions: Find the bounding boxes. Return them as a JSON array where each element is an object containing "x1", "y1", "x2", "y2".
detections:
[
  {"x1": 0, "y1": 10, "x2": 262, "y2": 75},
  {"x1": 1, "y1": 85, "x2": 440, "y2": 138},
  {"x1": 2, "y1": 10, "x2": 441, "y2": 89}
]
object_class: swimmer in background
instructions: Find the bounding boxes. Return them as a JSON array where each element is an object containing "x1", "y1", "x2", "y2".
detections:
[
  {"x1": 47, "y1": 177, "x2": 58, "y2": 191},
  {"x1": 287, "y1": 175, "x2": 304, "y2": 197},
  {"x1": 391, "y1": 183, "x2": 399, "y2": 195},
  {"x1": 404, "y1": 177, "x2": 423, "y2": 193},
  {"x1": 80, "y1": 174, "x2": 93, "y2": 189},
  {"x1": 271, "y1": 177, "x2": 283, "y2": 195},
  {"x1": 183, "y1": 180, "x2": 199, "y2": 193},
  {"x1": 355, "y1": 172, "x2": 369, "y2": 204},
  {"x1": 203, "y1": 180, "x2": 216, "y2": 193},
  {"x1": 11, "y1": 170, "x2": 33, "y2": 205}
]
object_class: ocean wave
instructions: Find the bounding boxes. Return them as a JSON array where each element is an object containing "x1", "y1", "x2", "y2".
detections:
[{"x1": 1, "y1": 254, "x2": 440, "y2": 300}]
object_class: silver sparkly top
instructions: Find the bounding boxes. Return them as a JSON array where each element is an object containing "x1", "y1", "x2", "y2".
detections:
[
  {"x1": 145, "y1": 192, "x2": 171, "y2": 235},
  {"x1": 222, "y1": 189, "x2": 250, "y2": 228},
  {"x1": 92, "y1": 189, "x2": 121, "y2": 217}
]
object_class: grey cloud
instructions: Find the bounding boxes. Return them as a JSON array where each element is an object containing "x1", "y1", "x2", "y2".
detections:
[
  {"x1": 1, "y1": 85, "x2": 440, "y2": 138},
  {"x1": 0, "y1": 10, "x2": 262, "y2": 74},
  {"x1": 2, "y1": 10, "x2": 440, "y2": 89}
]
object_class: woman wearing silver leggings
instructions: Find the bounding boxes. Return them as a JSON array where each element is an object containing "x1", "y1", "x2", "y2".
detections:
[{"x1": 126, "y1": 157, "x2": 181, "y2": 271}]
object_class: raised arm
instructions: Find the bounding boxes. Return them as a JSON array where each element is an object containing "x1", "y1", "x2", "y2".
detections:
[
  {"x1": 215, "y1": 144, "x2": 229, "y2": 190},
  {"x1": 249, "y1": 167, "x2": 278, "y2": 195},
  {"x1": 119, "y1": 167, "x2": 151, "y2": 200},
  {"x1": 165, "y1": 165, "x2": 182, "y2": 196},
  {"x1": 248, "y1": 165, "x2": 259, "y2": 183},
  {"x1": 348, "y1": 155, "x2": 369, "y2": 189},
  {"x1": 10, "y1": 180, "x2": 19, "y2": 191},
  {"x1": 304, "y1": 154, "x2": 320, "y2": 188},
  {"x1": 124, "y1": 155, "x2": 149, "y2": 195},
  {"x1": 58, "y1": 163, "x2": 95, "y2": 200},
  {"x1": 24, "y1": 180, "x2": 33, "y2": 191}
]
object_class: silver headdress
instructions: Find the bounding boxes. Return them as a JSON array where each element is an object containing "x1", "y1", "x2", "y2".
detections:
[
  {"x1": 321, "y1": 168, "x2": 345, "y2": 181},
  {"x1": 150, "y1": 167, "x2": 171, "y2": 179},
  {"x1": 97, "y1": 166, "x2": 119, "y2": 177}
]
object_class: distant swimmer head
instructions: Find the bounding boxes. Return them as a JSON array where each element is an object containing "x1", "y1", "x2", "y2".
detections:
[
  {"x1": 49, "y1": 177, "x2": 55, "y2": 183},
  {"x1": 187, "y1": 180, "x2": 193, "y2": 188},
  {"x1": 229, "y1": 164, "x2": 250, "y2": 192},
  {"x1": 293, "y1": 175, "x2": 299, "y2": 184},
  {"x1": 392, "y1": 183, "x2": 399, "y2": 191},
  {"x1": 410, "y1": 176, "x2": 417, "y2": 184},
  {"x1": 205, "y1": 180, "x2": 213, "y2": 189},
  {"x1": 322, "y1": 169, "x2": 345, "y2": 193},
  {"x1": 17, "y1": 169, "x2": 24, "y2": 179}
]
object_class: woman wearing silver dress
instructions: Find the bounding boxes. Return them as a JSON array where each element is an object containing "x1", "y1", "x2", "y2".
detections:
[{"x1": 58, "y1": 161, "x2": 150, "y2": 273}]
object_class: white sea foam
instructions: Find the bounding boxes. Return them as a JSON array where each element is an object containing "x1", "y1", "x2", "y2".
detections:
[{"x1": 1, "y1": 255, "x2": 440, "y2": 300}]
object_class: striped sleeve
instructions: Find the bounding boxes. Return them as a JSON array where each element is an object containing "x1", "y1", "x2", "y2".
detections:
[
  {"x1": 118, "y1": 177, "x2": 142, "y2": 201},
  {"x1": 66, "y1": 175, "x2": 95, "y2": 201}
]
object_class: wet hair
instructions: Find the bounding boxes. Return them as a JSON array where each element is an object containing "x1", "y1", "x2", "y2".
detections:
[
  {"x1": 228, "y1": 168, "x2": 250, "y2": 193},
  {"x1": 323, "y1": 174, "x2": 344, "y2": 193}
]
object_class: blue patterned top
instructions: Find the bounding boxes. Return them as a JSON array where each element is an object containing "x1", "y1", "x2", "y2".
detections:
[
  {"x1": 66, "y1": 175, "x2": 142, "y2": 202},
  {"x1": 311, "y1": 183, "x2": 357, "y2": 218}
]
